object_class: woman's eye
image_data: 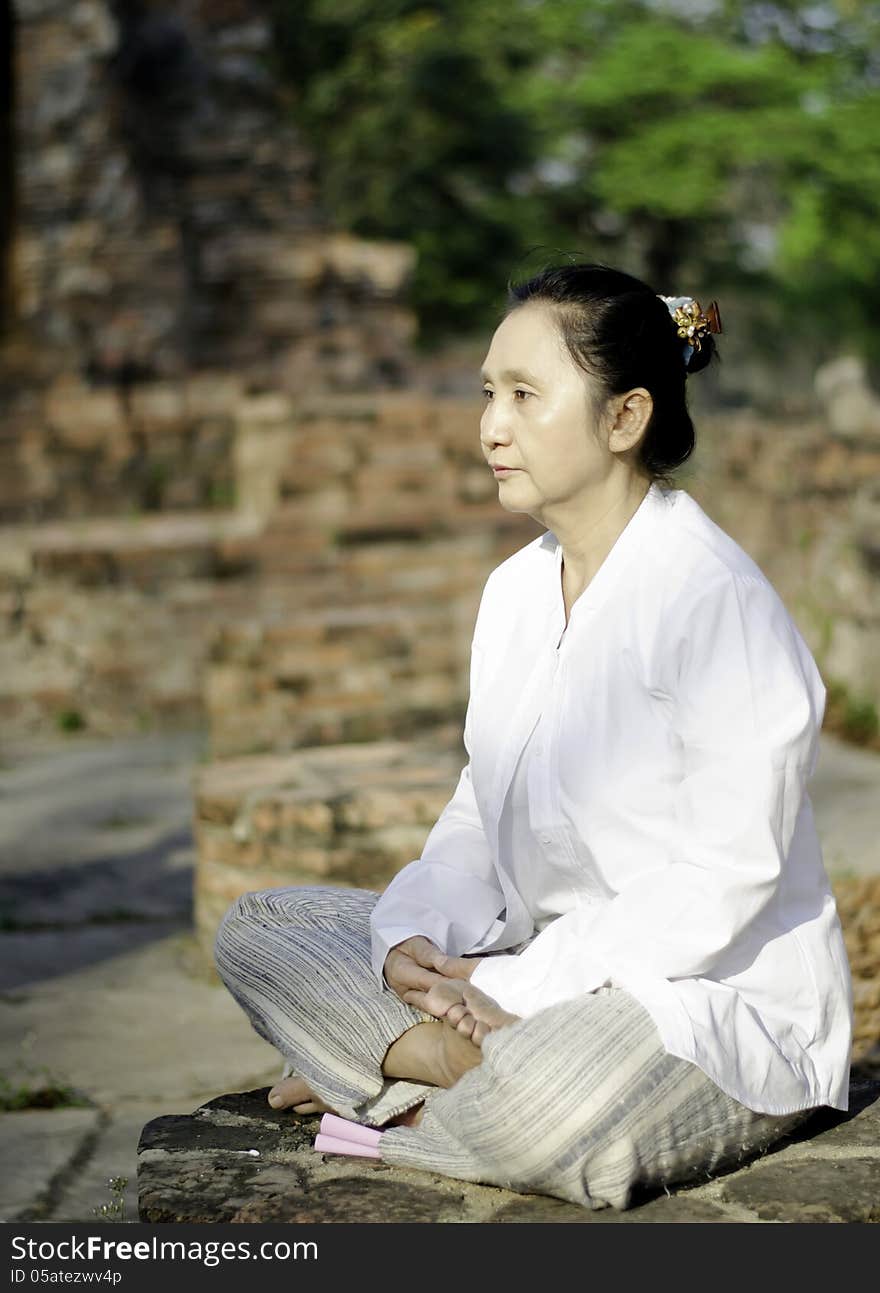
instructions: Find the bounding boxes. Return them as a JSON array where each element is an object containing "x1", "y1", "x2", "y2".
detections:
[{"x1": 481, "y1": 388, "x2": 531, "y2": 401}]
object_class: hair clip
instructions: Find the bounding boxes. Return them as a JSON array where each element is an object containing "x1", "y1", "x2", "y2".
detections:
[{"x1": 658, "y1": 295, "x2": 722, "y2": 363}]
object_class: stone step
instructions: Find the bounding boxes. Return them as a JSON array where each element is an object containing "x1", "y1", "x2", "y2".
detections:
[
  {"x1": 200, "y1": 523, "x2": 536, "y2": 759},
  {"x1": 0, "y1": 503, "x2": 530, "y2": 744},
  {"x1": 0, "y1": 510, "x2": 265, "y2": 589},
  {"x1": 193, "y1": 733, "x2": 466, "y2": 969},
  {"x1": 205, "y1": 598, "x2": 479, "y2": 759}
]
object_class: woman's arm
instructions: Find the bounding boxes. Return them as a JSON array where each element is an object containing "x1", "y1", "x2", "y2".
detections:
[
  {"x1": 370, "y1": 636, "x2": 505, "y2": 990},
  {"x1": 469, "y1": 570, "x2": 826, "y2": 1016}
]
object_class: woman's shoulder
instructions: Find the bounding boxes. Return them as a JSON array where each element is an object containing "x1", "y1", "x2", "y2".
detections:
[
  {"x1": 654, "y1": 490, "x2": 823, "y2": 698},
  {"x1": 475, "y1": 485, "x2": 791, "y2": 618},
  {"x1": 622, "y1": 488, "x2": 820, "y2": 687},
  {"x1": 658, "y1": 487, "x2": 773, "y2": 593},
  {"x1": 480, "y1": 530, "x2": 552, "y2": 595}
]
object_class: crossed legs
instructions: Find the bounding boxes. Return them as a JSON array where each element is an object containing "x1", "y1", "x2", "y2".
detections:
[
  {"x1": 214, "y1": 884, "x2": 515, "y2": 1128},
  {"x1": 268, "y1": 981, "x2": 518, "y2": 1122},
  {"x1": 214, "y1": 883, "x2": 812, "y2": 1208}
]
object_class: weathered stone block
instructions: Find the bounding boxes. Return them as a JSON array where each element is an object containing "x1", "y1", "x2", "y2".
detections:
[
  {"x1": 193, "y1": 737, "x2": 463, "y2": 965},
  {"x1": 45, "y1": 378, "x2": 125, "y2": 449},
  {"x1": 137, "y1": 1082, "x2": 880, "y2": 1224}
]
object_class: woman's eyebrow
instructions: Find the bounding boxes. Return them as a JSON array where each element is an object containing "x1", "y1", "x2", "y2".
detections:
[{"x1": 480, "y1": 366, "x2": 542, "y2": 385}]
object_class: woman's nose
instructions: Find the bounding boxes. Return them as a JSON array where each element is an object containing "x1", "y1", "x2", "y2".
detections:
[{"x1": 481, "y1": 404, "x2": 513, "y2": 450}]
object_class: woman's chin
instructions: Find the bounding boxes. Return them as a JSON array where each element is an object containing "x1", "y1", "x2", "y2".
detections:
[{"x1": 497, "y1": 493, "x2": 540, "y2": 522}]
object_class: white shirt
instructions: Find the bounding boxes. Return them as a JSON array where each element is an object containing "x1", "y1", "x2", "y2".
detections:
[
  {"x1": 502, "y1": 717, "x2": 584, "y2": 933},
  {"x1": 369, "y1": 481, "x2": 853, "y2": 1114}
]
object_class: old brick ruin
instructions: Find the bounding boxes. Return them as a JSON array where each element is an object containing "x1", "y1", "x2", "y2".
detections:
[
  {"x1": 1, "y1": 0, "x2": 878, "y2": 1071},
  {"x1": 1, "y1": 0, "x2": 417, "y2": 523}
]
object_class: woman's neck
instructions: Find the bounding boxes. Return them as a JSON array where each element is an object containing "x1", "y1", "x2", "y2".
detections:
[{"x1": 555, "y1": 477, "x2": 652, "y2": 601}]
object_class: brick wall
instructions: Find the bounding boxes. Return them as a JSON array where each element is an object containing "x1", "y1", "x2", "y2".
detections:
[{"x1": 1, "y1": 0, "x2": 417, "y2": 523}]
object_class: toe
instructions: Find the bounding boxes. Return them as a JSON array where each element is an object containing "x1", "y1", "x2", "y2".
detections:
[
  {"x1": 456, "y1": 1013, "x2": 476, "y2": 1040},
  {"x1": 268, "y1": 1076, "x2": 310, "y2": 1108}
]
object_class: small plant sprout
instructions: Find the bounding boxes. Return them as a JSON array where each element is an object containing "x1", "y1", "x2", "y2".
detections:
[{"x1": 92, "y1": 1176, "x2": 128, "y2": 1223}]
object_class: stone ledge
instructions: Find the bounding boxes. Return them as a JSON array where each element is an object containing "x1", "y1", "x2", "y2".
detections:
[
  {"x1": 137, "y1": 1079, "x2": 880, "y2": 1224},
  {"x1": 193, "y1": 736, "x2": 465, "y2": 967}
]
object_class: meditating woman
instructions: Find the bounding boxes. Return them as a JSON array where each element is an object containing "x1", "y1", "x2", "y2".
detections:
[{"x1": 214, "y1": 262, "x2": 853, "y2": 1211}]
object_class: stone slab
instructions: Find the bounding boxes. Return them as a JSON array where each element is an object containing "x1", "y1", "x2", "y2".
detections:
[
  {"x1": 138, "y1": 1091, "x2": 473, "y2": 1224},
  {"x1": 0, "y1": 930, "x2": 284, "y2": 1106},
  {"x1": 0, "y1": 1107, "x2": 101, "y2": 1222},
  {"x1": 0, "y1": 920, "x2": 187, "y2": 994},
  {"x1": 48, "y1": 1103, "x2": 174, "y2": 1223},
  {"x1": 137, "y1": 1083, "x2": 880, "y2": 1224},
  {"x1": 718, "y1": 1155, "x2": 880, "y2": 1223},
  {"x1": 0, "y1": 728, "x2": 204, "y2": 889},
  {"x1": 490, "y1": 1193, "x2": 741, "y2": 1223},
  {"x1": 776, "y1": 1078, "x2": 880, "y2": 1151}
]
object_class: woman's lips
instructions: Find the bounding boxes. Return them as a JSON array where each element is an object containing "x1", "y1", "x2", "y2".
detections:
[{"x1": 492, "y1": 467, "x2": 519, "y2": 476}]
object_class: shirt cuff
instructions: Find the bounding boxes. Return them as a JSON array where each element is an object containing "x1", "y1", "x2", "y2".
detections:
[
  {"x1": 467, "y1": 954, "x2": 523, "y2": 1013},
  {"x1": 468, "y1": 950, "x2": 611, "y2": 1017}
]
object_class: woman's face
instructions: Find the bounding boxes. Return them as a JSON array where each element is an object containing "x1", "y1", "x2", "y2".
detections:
[{"x1": 479, "y1": 302, "x2": 617, "y2": 526}]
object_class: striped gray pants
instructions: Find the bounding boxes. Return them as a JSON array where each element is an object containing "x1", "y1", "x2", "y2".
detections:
[{"x1": 214, "y1": 884, "x2": 813, "y2": 1211}]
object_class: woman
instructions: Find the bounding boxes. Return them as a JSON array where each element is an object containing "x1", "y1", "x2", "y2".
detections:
[{"x1": 214, "y1": 263, "x2": 853, "y2": 1212}]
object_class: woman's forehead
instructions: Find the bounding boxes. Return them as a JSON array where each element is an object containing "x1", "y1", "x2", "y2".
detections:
[{"x1": 482, "y1": 305, "x2": 570, "y2": 377}]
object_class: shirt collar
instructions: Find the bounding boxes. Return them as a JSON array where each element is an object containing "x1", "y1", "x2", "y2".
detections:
[{"x1": 539, "y1": 480, "x2": 672, "y2": 623}]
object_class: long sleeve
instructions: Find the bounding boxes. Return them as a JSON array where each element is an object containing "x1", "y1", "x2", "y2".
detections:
[
  {"x1": 369, "y1": 635, "x2": 506, "y2": 989},
  {"x1": 470, "y1": 571, "x2": 826, "y2": 1017}
]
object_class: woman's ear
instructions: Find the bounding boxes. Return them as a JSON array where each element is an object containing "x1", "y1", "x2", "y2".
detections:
[{"x1": 608, "y1": 388, "x2": 652, "y2": 452}]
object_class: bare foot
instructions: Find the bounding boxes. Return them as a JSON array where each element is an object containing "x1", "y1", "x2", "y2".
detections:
[
  {"x1": 268, "y1": 1075, "x2": 426, "y2": 1129},
  {"x1": 401, "y1": 977, "x2": 519, "y2": 1048},
  {"x1": 267, "y1": 1075, "x2": 332, "y2": 1114},
  {"x1": 442, "y1": 981, "x2": 520, "y2": 1046},
  {"x1": 382, "y1": 1016, "x2": 484, "y2": 1090}
]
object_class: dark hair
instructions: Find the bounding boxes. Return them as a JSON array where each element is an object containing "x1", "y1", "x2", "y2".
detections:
[{"x1": 504, "y1": 260, "x2": 719, "y2": 488}]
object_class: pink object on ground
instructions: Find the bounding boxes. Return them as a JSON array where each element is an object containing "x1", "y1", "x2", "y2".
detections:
[
  {"x1": 313, "y1": 1132, "x2": 381, "y2": 1159},
  {"x1": 319, "y1": 1112, "x2": 383, "y2": 1148}
]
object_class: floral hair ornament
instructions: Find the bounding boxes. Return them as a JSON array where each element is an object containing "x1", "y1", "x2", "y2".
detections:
[{"x1": 658, "y1": 295, "x2": 722, "y2": 367}]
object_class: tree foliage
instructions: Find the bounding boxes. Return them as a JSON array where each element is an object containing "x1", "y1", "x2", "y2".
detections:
[{"x1": 269, "y1": 0, "x2": 880, "y2": 361}]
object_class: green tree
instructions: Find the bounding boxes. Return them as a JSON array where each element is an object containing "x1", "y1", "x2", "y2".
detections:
[
  {"x1": 269, "y1": 0, "x2": 543, "y2": 341},
  {"x1": 269, "y1": 0, "x2": 880, "y2": 362}
]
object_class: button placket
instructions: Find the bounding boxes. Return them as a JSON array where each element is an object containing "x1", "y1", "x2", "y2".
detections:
[
  {"x1": 533, "y1": 637, "x2": 565, "y2": 848},
  {"x1": 527, "y1": 702, "x2": 553, "y2": 848},
  {"x1": 547, "y1": 633, "x2": 599, "y2": 897}
]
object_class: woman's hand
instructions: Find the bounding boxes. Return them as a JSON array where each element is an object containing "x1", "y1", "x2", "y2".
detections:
[
  {"x1": 383, "y1": 936, "x2": 485, "y2": 1006},
  {"x1": 383, "y1": 936, "x2": 447, "y2": 1002}
]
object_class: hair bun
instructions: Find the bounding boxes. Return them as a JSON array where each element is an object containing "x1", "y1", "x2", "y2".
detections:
[{"x1": 684, "y1": 334, "x2": 716, "y2": 375}]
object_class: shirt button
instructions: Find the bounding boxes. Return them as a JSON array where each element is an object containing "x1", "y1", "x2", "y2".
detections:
[{"x1": 540, "y1": 834, "x2": 551, "y2": 845}]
